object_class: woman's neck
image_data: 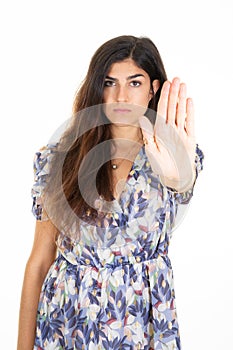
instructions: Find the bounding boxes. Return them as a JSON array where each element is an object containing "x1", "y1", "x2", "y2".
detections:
[
  {"x1": 110, "y1": 124, "x2": 143, "y2": 157},
  {"x1": 110, "y1": 124, "x2": 143, "y2": 142}
]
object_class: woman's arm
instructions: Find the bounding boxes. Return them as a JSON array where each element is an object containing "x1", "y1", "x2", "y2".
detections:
[{"x1": 17, "y1": 219, "x2": 58, "y2": 350}]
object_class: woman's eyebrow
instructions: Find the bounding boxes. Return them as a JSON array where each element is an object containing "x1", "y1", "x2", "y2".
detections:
[
  {"x1": 105, "y1": 74, "x2": 145, "y2": 81},
  {"x1": 127, "y1": 74, "x2": 145, "y2": 80}
]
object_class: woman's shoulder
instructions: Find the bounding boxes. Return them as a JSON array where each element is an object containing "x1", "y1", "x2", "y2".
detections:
[
  {"x1": 36, "y1": 142, "x2": 58, "y2": 156},
  {"x1": 34, "y1": 142, "x2": 59, "y2": 160},
  {"x1": 33, "y1": 143, "x2": 59, "y2": 174}
]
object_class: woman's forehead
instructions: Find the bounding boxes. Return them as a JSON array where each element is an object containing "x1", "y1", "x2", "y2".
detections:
[{"x1": 107, "y1": 59, "x2": 148, "y2": 78}]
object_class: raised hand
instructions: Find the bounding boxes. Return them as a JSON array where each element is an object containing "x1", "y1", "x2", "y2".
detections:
[{"x1": 139, "y1": 77, "x2": 196, "y2": 192}]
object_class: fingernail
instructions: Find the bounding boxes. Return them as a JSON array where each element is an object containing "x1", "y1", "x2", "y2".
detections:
[
  {"x1": 173, "y1": 77, "x2": 180, "y2": 86},
  {"x1": 188, "y1": 98, "x2": 193, "y2": 105}
]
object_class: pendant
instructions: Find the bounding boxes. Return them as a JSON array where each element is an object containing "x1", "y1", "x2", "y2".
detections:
[{"x1": 112, "y1": 164, "x2": 117, "y2": 170}]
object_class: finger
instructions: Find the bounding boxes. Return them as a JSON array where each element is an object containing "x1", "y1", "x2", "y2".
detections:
[
  {"x1": 138, "y1": 116, "x2": 156, "y2": 145},
  {"x1": 185, "y1": 98, "x2": 195, "y2": 137},
  {"x1": 167, "y1": 77, "x2": 180, "y2": 125},
  {"x1": 138, "y1": 116, "x2": 154, "y2": 137},
  {"x1": 157, "y1": 80, "x2": 170, "y2": 120},
  {"x1": 139, "y1": 116, "x2": 161, "y2": 169},
  {"x1": 176, "y1": 83, "x2": 187, "y2": 128}
]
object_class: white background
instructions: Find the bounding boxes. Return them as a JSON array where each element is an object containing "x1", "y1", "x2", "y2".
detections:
[{"x1": 0, "y1": 0, "x2": 232, "y2": 348}]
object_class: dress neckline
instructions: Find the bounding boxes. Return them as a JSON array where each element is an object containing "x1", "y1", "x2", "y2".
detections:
[{"x1": 111, "y1": 144, "x2": 146, "y2": 203}]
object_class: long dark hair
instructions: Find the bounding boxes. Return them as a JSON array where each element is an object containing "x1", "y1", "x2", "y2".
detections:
[{"x1": 44, "y1": 35, "x2": 167, "y2": 234}]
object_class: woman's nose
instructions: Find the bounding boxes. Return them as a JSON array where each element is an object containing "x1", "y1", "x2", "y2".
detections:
[{"x1": 116, "y1": 86, "x2": 128, "y2": 102}]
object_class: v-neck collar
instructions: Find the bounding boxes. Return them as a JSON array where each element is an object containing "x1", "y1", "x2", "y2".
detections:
[
  {"x1": 112, "y1": 145, "x2": 147, "y2": 210},
  {"x1": 131, "y1": 144, "x2": 147, "y2": 172},
  {"x1": 95, "y1": 145, "x2": 148, "y2": 215}
]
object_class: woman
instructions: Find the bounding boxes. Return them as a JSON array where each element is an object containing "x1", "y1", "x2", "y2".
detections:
[{"x1": 17, "y1": 35, "x2": 203, "y2": 349}]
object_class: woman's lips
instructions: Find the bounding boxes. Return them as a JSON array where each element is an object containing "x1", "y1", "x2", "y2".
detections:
[{"x1": 113, "y1": 108, "x2": 131, "y2": 113}]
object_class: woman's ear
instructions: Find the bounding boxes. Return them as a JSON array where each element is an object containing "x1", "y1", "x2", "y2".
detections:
[{"x1": 151, "y1": 79, "x2": 160, "y2": 95}]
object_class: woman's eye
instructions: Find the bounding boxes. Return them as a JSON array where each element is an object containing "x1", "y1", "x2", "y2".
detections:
[
  {"x1": 130, "y1": 81, "x2": 141, "y2": 87},
  {"x1": 104, "y1": 80, "x2": 115, "y2": 87}
]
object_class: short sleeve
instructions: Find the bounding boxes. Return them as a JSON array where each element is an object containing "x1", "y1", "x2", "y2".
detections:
[
  {"x1": 31, "y1": 144, "x2": 57, "y2": 221},
  {"x1": 170, "y1": 144, "x2": 204, "y2": 205}
]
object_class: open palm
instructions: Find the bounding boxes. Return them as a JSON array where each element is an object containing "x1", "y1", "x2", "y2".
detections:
[{"x1": 139, "y1": 77, "x2": 196, "y2": 192}]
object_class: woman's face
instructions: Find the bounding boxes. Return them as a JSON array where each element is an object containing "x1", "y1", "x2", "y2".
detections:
[{"x1": 102, "y1": 58, "x2": 159, "y2": 126}]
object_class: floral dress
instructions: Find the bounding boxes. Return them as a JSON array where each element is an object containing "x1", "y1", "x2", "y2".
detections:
[{"x1": 32, "y1": 144, "x2": 203, "y2": 350}]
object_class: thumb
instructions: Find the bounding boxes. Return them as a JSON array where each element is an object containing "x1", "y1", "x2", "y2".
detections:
[{"x1": 138, "y1": 116, "x2": 154, "y2": 142}]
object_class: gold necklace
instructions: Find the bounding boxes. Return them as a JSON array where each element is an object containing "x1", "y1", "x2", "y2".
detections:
[{"x1": 111, "y1": 137, "x2": 143, "y2": 170}]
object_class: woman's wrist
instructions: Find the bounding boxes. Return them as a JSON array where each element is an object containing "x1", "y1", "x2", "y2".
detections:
[{"x1": 160, "y1": 165, "x2": 196, "y2": 193}]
